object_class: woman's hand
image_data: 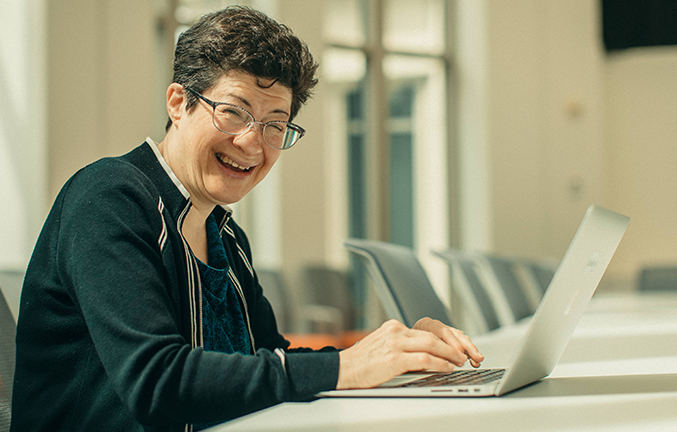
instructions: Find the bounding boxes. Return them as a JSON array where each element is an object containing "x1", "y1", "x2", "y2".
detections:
[
  {"x1": 336, "y1": 319, "x2": 484, "y2": 390},
  {"x1": 412, "y1": 317, "x2": 484, "y2": 368}
]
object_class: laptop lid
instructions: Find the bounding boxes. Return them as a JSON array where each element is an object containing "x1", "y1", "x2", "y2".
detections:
[{"x1": 496, "y1": 205, "x2": 629, "y2": 395}]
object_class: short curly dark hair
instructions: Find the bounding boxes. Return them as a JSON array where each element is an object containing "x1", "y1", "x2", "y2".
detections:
[{"x1": 166, "y1": 6, "x2": 318, "y2": 131}]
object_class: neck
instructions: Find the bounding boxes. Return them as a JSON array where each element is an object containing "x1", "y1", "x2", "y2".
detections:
[
  {"x1": 158, "y1": 131, "x2": 214, "y2": 262},
  {"x1": 182, "y1": 205, "x2": 211, "y2": 264}
]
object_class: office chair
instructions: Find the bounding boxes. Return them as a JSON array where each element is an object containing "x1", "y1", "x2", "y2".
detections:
[
  {"x1": 256, "y1": 268, "x2": 343, "y2": 335},
  {"x1": 523, "y1": 260, "x2": 556, "y2": 295},
  {"x1": 515, "y1": 259, "x2": 557, "y2": 309},
  {"x1": 475, "y1": 253, "x2": 534, "y2": 322},
  {"x1": 343, "y1": 239, "x2": 452, "y2": 328},
  {"x1": 303, "y1": 265, "x2": 356, "y2": 331},
  {"x1": 636, "y1": 265, "x2": 677, "y2": 292},
  {"x1": 0, "y1": 283, "x2": 16, "y2": 432},
  {"x1": 431, "y1": 249, "x2": 502, "y2": 334},
  {"x1": 256, "y1": 268, "x2": 293, "y2": 333}
]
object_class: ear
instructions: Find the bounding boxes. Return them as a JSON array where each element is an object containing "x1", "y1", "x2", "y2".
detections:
[{"x1": 166, "y1": 83, "x2": 186, "y2": 127}]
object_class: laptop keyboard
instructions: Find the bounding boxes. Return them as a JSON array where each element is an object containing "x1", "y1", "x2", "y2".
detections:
[{"x1": 396, "y1": 368, "x2": 505, "y2": 388}]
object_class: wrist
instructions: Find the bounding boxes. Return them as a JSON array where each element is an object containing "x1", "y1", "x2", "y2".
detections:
[{"x1": 336, "y1": 350, "x2": 356, "y2": 389}]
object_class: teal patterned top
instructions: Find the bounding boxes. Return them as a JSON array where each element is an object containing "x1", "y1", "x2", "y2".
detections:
[{"x1": 196, "y1": 214, "x2": 251, "y2": 355}]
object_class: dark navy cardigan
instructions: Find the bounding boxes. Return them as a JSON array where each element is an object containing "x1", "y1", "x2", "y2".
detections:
[{"x1": 11, "y1": 140, "x2": 339, "y2": 431}]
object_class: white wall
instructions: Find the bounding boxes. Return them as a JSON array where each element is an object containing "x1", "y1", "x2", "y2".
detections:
[
  {"x1": 604, "y1": 48, "x2": 677, "y2": 283},
  {"x1": 47, "y1": 0, "x2": 162, "y2": 200},
  {"x1": 464, "y1": 0, "x2": 604, "y2": 259},
  {"x1": 0, "y1": 0, "x2": 48, "y2": 315},
  {"x1": 457, "y1": 0, "x2": 677, "y2": 290}
]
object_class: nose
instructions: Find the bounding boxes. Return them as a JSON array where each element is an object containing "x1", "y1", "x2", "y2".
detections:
[{"x1": 232, "y1": 122, "x2": 266, "y2": 155}]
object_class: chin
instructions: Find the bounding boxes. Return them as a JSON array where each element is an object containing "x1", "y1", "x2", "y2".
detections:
[
  {"x1": 215, "y1": 193, "x2": 246, "y2": 206},
  {"x1": 209, "y1": 184, "x2": 251, "y2": 206}
]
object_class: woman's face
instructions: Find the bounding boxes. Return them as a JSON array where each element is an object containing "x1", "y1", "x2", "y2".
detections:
[{"x1": 167, "y1": 70, "x2": 292, "y2": 208}]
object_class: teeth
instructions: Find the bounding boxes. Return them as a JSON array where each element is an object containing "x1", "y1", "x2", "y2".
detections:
[{"x1": 217, "y1": 154, "x2": 252, "y2": 172}]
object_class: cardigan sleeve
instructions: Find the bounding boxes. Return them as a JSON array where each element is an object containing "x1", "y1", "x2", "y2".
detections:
[{"x1": 56, "y1": 160, "x2": 339, "y2": 426}]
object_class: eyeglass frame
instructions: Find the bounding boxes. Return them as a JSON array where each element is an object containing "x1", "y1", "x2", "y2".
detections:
[{"x1": 184, "y1": 87, "x2": 306, "y2": 150}]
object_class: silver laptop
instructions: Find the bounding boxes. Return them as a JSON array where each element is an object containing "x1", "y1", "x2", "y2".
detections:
[{"x1": 319, "y1": 205, "x2": 630, "y2": 397}]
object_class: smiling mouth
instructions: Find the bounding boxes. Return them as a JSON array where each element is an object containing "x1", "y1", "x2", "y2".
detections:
[{"x1": 216, "y1": 153, "x2": 253, "y2": 173}]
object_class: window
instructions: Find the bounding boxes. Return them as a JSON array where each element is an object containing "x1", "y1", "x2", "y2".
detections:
[{"x1": 324, "y1": 0, "x2": 454, "y2": 325}]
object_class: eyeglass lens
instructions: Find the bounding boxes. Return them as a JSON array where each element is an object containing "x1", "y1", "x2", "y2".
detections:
[{"x1": 213, "y1": 104, "x2": 301, "y2": 149}]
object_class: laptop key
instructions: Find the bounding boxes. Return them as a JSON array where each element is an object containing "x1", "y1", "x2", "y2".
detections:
[{"x1": 398, "y1": 369, "x2": 505, "y2": 388}]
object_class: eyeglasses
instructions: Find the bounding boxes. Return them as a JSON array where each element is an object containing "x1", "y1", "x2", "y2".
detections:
[{"x1": 185, "y1": 87, "x2": 305, "y2": 150}]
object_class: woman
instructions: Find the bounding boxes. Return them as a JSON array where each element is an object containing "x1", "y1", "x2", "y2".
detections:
[{"x1": 11, "y1": 6, "x2": 482, "y2": 431}]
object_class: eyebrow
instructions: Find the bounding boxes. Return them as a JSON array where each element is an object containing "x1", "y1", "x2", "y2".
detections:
[{"x1": 228, "y1": 94, "x2": 290, "y2": 118}]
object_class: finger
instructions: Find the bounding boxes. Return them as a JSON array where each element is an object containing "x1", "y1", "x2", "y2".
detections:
[
  {"x1": 421, "y1": 326, "x2": 470, "y2": 363},
  {"x1": 443, "y1": 327, "x2": 484, "y2": 365},
  {"x1": 400, "y1": 329, "x2": 468, "y2": 367},
  {"x1": 399, "y1": 351, "x2": 457, "y2": 374},
  {"x1": 413, "y1": 319, "x2": 483, "y2": 363},
  {"x1": 411, "y1": 320, "x2": 471, "y2": 365}
]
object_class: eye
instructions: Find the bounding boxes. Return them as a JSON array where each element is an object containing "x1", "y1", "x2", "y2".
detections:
[
  {"x1": 217, "y1": 106, "x2": 240, "y2": 117},
  {"x1": 266, "y1": 122, "x2": 287, "y2": 134}
]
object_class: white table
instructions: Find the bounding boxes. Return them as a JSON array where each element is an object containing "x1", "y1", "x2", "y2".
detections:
[{"x1": 208, "y1": 292, "x2": 677, "y2": 432}]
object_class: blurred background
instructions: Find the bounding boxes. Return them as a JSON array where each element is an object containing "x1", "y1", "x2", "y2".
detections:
[{"x1": 2, "y1": 0, "x2": 677, "y2": 337}]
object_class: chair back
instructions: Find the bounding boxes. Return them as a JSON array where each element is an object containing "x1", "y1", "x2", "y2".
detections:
[
  {"x1": 523, "y1": 261, "x2": 556, "y2": 295},
  {"x1": 256, "y1": 269, "x2": 292, "y2": 333},
  {"x1": 432, "y1": 249, "x2": 501, "y2": 334},
  {"x1": 514, "y1": 259, "x2": 557, "y2": 310},
  {"x1": 257, "y1": 267, "x2": 345, "y2": 335},
  {"x1": 303, "y1": 266, "x2": 355, "y2": 331},
  {"x1": 636, "y1": 266, "x2": 677, "y2": 292},
  {"x1": 0, "y1": 284, "x2": 16, "y2": 431},
  {"x1": 477, "y1": 254, "x2": 534, "y2": 322},
  {"x1": 344, "y1": 239, "x2": 452, "y2": 328}
]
